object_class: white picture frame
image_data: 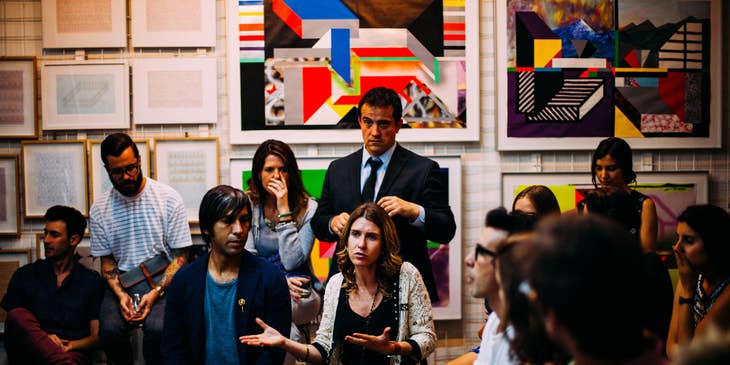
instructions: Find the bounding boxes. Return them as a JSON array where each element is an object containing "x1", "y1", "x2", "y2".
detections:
[
  {"x1": 21, "y1": 141, "x2": 88, "y2": 218},
  {"x1": 88, "y1": 139, "x2": 150, "y2": 203},
  {"x1": 225, "y1": 0, "x2": 480, "y2": 144},
  {"x1": 42, "y1": 61, "x2": 129, "y2": 130},
  {"x1": 41, "y1": 0, "x2": 126, "y2": 48},
  {"x1": 0, "y1": 57, "x2": 39, "y2": 138},
  {"x1": 132, "y1": 58, "x2": 217, "y2": 124},
  {"x1": 0, "y1": 155, "x2": 21, "y2": 236},
  {"x1": 154, "y1": 138, "x2": 220, "y2": 222},
  {"x1": 496, "y1": 0, "x2": 722, "y2": 150},
  {"x1": 131, "y1": 0, "x2": 216, "y2": 47},
  {"x1": 229, "y1": 155, "x2": 463, "y2": 319}
]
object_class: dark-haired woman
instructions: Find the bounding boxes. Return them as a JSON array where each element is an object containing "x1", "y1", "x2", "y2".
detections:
[
  {"x1": 591, "y1": 137, "x2": 657, "y2": 252},
  {"x1": 240, "y1": 202, "x2": 436, "y2": 364}
]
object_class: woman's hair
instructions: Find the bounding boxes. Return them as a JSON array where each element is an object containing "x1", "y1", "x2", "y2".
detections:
[
  {"x1": 579, "y1": 186, "x2": 640, "y2": 237},
  {"x1": 512, "y1": 185, "x2": 561, "y2": 218},
  {"x1": 591, "y1": 137, "x2": 637, "y2": 187},
  {"x1": 496, "y1": 234, "x2": 568, "y2": 364},
  {"x1": 247, "y1": 139, "x2": 310, "y2": 220},
  {"x1": 336, "y1": 202, "x2": 403, "y2": 297},
  {"x1": 678, "y1": 204, "x2": 730, "y2": 274}
]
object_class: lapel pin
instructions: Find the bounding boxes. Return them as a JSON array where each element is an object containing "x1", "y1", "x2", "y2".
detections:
[{"x1": 238, "y1": 298, "x2": 246, "y2": 312}]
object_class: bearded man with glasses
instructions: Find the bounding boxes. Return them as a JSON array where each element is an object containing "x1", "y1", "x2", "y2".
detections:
[{"x1": 90, "y1": 133, "x2": 193, "y2": 365}]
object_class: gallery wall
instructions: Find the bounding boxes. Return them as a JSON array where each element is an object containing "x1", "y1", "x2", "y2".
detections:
[{"x1": 0, "y1": 1, "x2": 729, "y2": 362}]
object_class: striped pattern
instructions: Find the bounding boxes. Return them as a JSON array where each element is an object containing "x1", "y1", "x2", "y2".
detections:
[
  {"x1": 443, "y1": 0, "x2": 465, "y2": 55},
  {"x1": 517, "y1": 71, "x2": 535, "y2": 113},
  {"x1": 90, "y1": 179, "x2": 193, "y2": 272},
  {"x1": 239, "y1": 1, "x2": 265, "y2": 62},
  {"x1": 528, "y1": 79, "x2": 604, "y2": 122},
  {"x1": 659, "y1": 20, "x2": 704, "y2": 70}
]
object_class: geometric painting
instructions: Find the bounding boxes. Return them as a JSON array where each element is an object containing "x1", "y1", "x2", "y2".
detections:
[
  {"x1": 230, "y1": 156, "x2": 462, "y2": 319},
  {"x1": 501, "y1": 171, "x2": 709, "y2": 251},
  {"x1": 228, "y1": 0, "x2": 479, "y2": 144},
  {"x1": 497, "y1": 0, "x2": 722, "y2": 150}
]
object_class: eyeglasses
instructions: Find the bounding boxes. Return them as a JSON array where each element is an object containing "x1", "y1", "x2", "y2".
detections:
[
  {"x1": 107, "y1": 163, "x2": 140, "y2": 179},
  {"x1": 474, "y1": 244, "x2": 497, "y2": 261}
]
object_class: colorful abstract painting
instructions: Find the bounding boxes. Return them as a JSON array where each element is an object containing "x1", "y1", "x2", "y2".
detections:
[
  {"x1": 228, "y1": 0, "x2": 479, "y2": 144},
  {"x1": 502, "y1": 171, "x2": 708, "y2": 251},
  {"x1": 497, "y1": 0, "x2": 722, "y2": 150},
  {"x1": 230, "y1": 156, "x2": 462, "y2": 319}
]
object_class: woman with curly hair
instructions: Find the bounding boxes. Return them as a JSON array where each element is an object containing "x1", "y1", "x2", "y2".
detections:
[{"x1": 240, "y1": 202, "x2": 436, "y2": 364}]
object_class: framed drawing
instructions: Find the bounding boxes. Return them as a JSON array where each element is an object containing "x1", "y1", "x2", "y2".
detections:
[
  {"x1": 0, "y1": 155, "x2": 20, "y2": 236},
  {"x1": 41, "y1": 61, "x2": 129, "y2": 130},
  {"x1": 35, "y1": 233, "x2": 98, "y2": 272},
  {"x1": 21, "y1": 141, "x2": 88, "y2": 218},
  {"x1": 88, "y1": 139, "x2": 150, "y2": 203},
  {"x1": 0, "y1": 248, "x2": 32, "y2": 333},
  {"x1": 154, "y1": 138, "x2": 219, "y2": 222},
  {"x1": 230, "y1": 155, "x2": 463, "y2": 319},
  {"x1": 502, "y1": 171, "x2": 709, "y2": 251},
  {"x1": 0, "y1": 57, "x2": 39, "y2": 138},
  {"x1": 226, "y1": 0, "x2": 479, "y2": 144},
  {"x1": 131, "y1": 0, "x2": 216, "y2": 47},
  {"x1": 131, "y1": 58, "x2": 217, "y2": 124},
  {"x1": 41, "y1": 0, "x2": 126, "y2": 48},
  {"x1": 496, "y1": 0, "x2": 722, "y2": 150}
]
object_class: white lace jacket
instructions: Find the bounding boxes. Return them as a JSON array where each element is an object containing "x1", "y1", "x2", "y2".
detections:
[{"x1": 312, "y1": 262, "x2": 437, "y2": 364}]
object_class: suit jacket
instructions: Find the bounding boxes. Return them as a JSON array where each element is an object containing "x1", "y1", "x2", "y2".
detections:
[
  {"x1": 161, "y1": 251, "x2": 291, "y2": 365},
  {"x1": 311, "y1": 144, "x2": 456, "y2": 301}
]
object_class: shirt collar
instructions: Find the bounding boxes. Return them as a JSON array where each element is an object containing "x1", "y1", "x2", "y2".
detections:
[{"x1": 361, "y1": 143, "x2": 397, "y2": 169}]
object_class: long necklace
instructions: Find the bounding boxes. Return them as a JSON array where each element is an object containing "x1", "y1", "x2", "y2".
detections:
[{"x1": 360, "y1": 284, "x2": 379, "y2": 364}]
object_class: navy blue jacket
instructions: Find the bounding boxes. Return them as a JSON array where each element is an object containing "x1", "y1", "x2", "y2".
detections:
[{"x1": 162, "y1": 251, "x2": 291, "y2": 364}]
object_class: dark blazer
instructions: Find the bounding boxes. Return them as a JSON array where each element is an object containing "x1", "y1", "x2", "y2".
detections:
[
  {"x1": 311, "y1": 144, "x2": 456, "y2": 301},
  {"x1": 161, "y1": 251, "x2": 291, "y2": 365}
]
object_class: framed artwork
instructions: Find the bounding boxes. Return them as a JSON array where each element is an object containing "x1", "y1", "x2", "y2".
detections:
[
  {"x1": 0, "y1": 155, "x2": 21, "y2": 236},
  {"x1": 35, "y1": 233, "x2": 98, "y2": 272},
  {"x1": 0, "y1": 57, "x2": 39, "y2": 138},
  {"x1": 0, "y1": 248, "x2": 32, "y2": 333},
  {"x1": 88, "y1": 139, "x2": 150, "y2": 203},
  {"x1": 41, "y1": 61, "x2": 129, "y2": 130},
  {"x1": 496, "y1": 0, "x2": 722, "y2": 150},
  {"x1": 230, "y1": 155, "x2": 463, "y2": 319},
  {"x1": 154, "y1": 138, "x2": 220, "y2": 222},
  {"x1": 502, "y1": 171, "x2": 709, "y2": 250},
  {"x1": 131, "y1": 0, "x2": 216, "y2": 47},
  {"x1": 41, "y1": 0, "x2": 126, "y2": 48},
  {"x1": 226, "y1": 0, "x2": 480, "y2": 144},
  {"x1": 131, "y1": 58, "x2": 217, "y2": 124},
  {"x1": 21, "y1": 141, "x2": 88, "y2": 218}
]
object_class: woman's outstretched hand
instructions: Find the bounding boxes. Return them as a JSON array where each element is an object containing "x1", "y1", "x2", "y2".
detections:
[
  {"x1": 344, "y1": 326, "x2": 393, "y2": 354},
  {"x1": 239, "y1": 317, "x2": 286, "y2": 348}
]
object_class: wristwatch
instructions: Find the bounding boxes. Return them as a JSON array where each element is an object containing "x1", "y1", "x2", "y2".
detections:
[{"x1": 154, "y1": 285, "x2": 166, "y2": 298}]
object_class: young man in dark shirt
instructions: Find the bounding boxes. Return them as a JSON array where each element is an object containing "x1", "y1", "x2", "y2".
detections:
[{"x1": 1, "y1": 205, "x2": 105, "y2": 365}]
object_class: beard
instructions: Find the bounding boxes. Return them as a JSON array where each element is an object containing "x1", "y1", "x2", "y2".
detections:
[{"x1": 113, "y1": 173, "x2": 143, "y2": 196}]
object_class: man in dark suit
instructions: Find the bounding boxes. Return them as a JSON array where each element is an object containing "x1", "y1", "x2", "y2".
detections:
[
  {"x1": 311, "y1": 86, "x2": 456, "y2": 302},
  {"x1": 162, "y1": 185, "x2": 290, "y2": 364}
]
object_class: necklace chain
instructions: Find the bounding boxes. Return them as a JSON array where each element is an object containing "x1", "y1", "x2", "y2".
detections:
[{"x1": 359, "y1": 284, "x2": 379, "y2": 364}]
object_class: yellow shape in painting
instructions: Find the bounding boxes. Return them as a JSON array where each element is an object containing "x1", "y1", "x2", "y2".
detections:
[
  {"x1": 310, "y1": 239, "x2": 330, "y2": 283},
  {"x1": 533, "y1": 39, "x2": 562, "y2": 68},
  {"x1": 515, "y1": 184, "x2": 577, "y2": 213},
  {"x1": 614, "y1": 106, "x2": 644, "y2": 138},
  {"x1": 328, "y1": 97, "x2": 355, "y2": 118}
]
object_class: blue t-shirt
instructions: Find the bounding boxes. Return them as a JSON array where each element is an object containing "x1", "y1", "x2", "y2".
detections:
[{"x1": 204, "y1": 272, "x2": 239, "y2": 365}]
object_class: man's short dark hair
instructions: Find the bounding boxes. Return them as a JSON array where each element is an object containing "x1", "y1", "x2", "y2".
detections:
[
  {"x1": 357, "y1": 87, "x2": 403, "y2": 122},
  {"x1": 44, "y1": 205, "x2": 87, "y2": 239},
  {"x1": 101, "y1": 133, "x2": 139, "y2": 165},
  {"x1": 198, "y1": 185, "x2": 251, "y2": 245},
  {"x1": 530, "y1": 215, "x2": 646, "y2": 361}
]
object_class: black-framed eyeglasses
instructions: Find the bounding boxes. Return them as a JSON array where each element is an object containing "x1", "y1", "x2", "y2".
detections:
[
  {"x1": 474, "y1": 244, "x2": 497, "y2": 261},
  {"x1": 107, "y1": 163, "x2": 140, "y2": 179}
]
